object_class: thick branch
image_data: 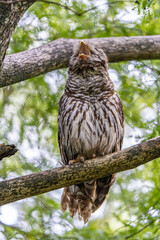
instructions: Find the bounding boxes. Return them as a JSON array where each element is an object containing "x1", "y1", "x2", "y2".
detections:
[
  {"x1": 0, "y1": 137, "x2": 159, "y2": 206},
  {"x1": 0, "y1": 35, "x2": 160, "y2": 88}
]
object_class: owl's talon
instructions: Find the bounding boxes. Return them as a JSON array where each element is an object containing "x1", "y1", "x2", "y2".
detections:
[
  {"x1": 80, "y1": 156, "x2": 84, "y2": 163},
  {"x1": 69, "y1": 159, "x2": 76, "y2": 165},
  {"x1": 69, "y1": 156, "x2": 85, "y2": 165}
]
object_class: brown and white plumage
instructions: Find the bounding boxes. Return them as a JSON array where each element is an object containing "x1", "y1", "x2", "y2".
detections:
[{"x1": 58, "y1": 41, "x2": 124, "y2": 223}]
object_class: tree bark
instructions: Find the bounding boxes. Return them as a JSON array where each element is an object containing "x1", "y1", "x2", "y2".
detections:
[
  {"x1": 0, "y1": 143, "x2": 18, "y2": 160},
  {"x1": 0, "y1": 1, "x2": 35, "y2": 156},
  {"x1": 0, "y1": 35, "x2": 160, "y2": 88},
  {"x1": 0, "y1": 136, "x2": 159, "y2": 206},
  {"x1": 0, "y1": 0, "x2": 35, "y2": 71}
]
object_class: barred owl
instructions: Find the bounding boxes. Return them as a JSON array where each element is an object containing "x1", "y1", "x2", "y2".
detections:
[{"x1": 58, "y1": 41, "x2": 124, "y2": 223}]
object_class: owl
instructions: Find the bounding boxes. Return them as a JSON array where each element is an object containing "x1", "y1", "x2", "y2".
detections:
[{"x1": 58, "y1": 41, "x2": 124, "y2": 223}]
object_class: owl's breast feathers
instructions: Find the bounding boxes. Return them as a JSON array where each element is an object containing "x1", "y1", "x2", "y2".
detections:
[{"x1": 58, "y1": 93, "x2": 124, "y2": 163}]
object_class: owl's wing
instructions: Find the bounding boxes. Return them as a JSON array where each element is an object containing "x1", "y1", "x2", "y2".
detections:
[
  {"x1": 92, "y1": 93, "x2": 124, "y2": 212},
  {"x1": 58, "y1": 97, "x2": 69, "y2": 165}
]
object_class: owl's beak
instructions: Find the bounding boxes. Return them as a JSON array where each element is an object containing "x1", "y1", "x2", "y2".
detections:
[{"x1": 79, "y1": 41, "x2": 91, "y2": 60}]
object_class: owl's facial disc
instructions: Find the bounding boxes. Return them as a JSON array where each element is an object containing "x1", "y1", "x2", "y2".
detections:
[{"x1": 79, "y1": 41, "x2": 91, "y2": 60}]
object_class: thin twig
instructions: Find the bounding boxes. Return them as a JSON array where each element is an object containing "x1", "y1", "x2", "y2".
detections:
[
  {"x1": 140, "y1": 62, "x2": 160, "y2": 74},
  {"x1": 125, "y1": 219, "x2": 156, "y2": 239},
  {"x1": 0, "y1": 0, "x2": 137, "y2": 16},
  {"x1": 78, "y1": 0, "x2": 136, "y2": 15}
]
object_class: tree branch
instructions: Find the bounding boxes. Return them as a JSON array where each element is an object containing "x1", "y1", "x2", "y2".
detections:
[
  {"x1": 125, "y1": 219, "x2": 156, "y2": 239},
  {"x1": 0, "y1": 137, "x2": 159, "y2": 206},
  {"x1": 75, "y1": 0, "x2": 135, "y2": 16},
  {"x1": 0, "y1": 0, "x2": 81, "y2": 15},
  {"x1": 0, "y1": 35, "x2": 160, "y2": 88},
  {"x1": 0, "y1": 0, "x2": 136, "y2": 16},
  {"x1": 0, "y1": 144, "x2": 18, "y2": 160}
]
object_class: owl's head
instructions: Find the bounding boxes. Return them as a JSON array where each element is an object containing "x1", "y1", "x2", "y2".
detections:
[{"x1": 69, "y1": 41, "x2": 108, "y2": 71}]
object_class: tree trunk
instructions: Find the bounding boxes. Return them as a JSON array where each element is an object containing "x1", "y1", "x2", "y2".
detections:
[
  {"x1": 0, "y1": 137, "x2": 159, "y2": 206},
  {"x1": 0, "y1": 1, "x2": 35, "y2": 156},
  {"x1": 0, "y1": 0, "x2": 35, "y2": 70}
]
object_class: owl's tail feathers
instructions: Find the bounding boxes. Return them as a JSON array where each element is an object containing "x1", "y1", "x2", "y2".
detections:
[
  {"x1": 77, "y1": 180, "x2": 96, "y2": 223},
  {"x1": 77, "y1": 192, "x2": 92, "y2": 223},
  {"x1": 61, "y1": 178, "x2": 112, "y2": 223},
  {"x1": 61, "y1": 187, "x2": 78, "y2": 218},
  {"x1": 92, "y1": 174, "x2": 116, "y2": 213},
  {"x1": 61, "y1": 181, "x2": 96, "y2": 223}
]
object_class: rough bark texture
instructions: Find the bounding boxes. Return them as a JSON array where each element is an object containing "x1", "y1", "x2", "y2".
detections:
[
  {"x1": 0, "y1": 1, "x2": 35, "y2": 151},
  {"x1": 0, "y1": 144, "x2": 18, "y2": 160},
  {"x1": 0, "y1": 35, "x2": 160, "y2": 88},
  {"x1": 0, "y1": 0, "x2": 35, "y2": 70},
  {"x1": 0, "y1": 137, "x2": 159, "y2": 206}
]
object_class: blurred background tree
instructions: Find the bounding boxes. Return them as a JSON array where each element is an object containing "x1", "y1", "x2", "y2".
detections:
[{"x1": 0, "y1": 0, "x2": 160, "y2": 239}]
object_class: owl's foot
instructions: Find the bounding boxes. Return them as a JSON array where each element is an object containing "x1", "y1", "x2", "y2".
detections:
[
  {"x1": 69, "y1": 155, "x2": 85, "y2": 165},
  {"x1": 92, "y1": 153, "x2": 104, "y2": 158}
]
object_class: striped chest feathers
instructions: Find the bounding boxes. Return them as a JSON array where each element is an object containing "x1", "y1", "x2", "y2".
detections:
[{"x1": 64, "y1": 96, "x2": 122, "y2": 156}]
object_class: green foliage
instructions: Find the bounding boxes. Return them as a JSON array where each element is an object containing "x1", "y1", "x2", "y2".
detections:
[
  {"x1": 0, "y1": 0, "x2": 160, "y2": 239},
  {"x1": 136, "y1": 0, "x2": 160, "y2": 19}
]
